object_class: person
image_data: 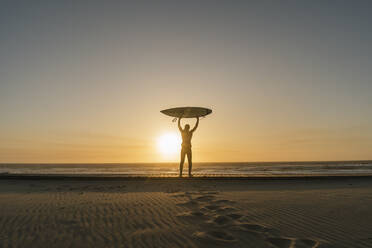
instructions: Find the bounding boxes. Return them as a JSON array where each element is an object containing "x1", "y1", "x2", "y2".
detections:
[{"x1": 178, "y1": 117, "x2": 199, "y2": 177}]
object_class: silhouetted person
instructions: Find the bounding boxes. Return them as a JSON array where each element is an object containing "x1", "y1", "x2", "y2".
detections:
[{"x1": 178, "y1": 117, "x2": 199, "y2": 177}]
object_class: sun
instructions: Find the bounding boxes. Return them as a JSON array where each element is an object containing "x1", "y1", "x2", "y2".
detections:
[{"x1": 157, "y1": 132, "x2": 181, "y2": 158}]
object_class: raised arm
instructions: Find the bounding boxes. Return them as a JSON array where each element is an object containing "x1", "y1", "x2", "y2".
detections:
[
  {"x1": 190, "y1": 117, "x2": 199, "y2": 132},
  {"x1": 178, "y1": 117, "x2": 182, "y2": 131}
]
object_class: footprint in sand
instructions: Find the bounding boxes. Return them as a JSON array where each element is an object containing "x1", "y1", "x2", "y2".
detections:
[
  {"x1": 314, "y1": 243, "x2": 334, "y2": 248},
  {"x1": 204, "y1": 204, "x2": 221, "y2": 211},
  {"x1": 185, "y1": 191, "x2": 201, "y2": 196},
  {"x1": 177, "y1": 211, "x2": 209, "y2": 222},
  {"x1": 177, "y1": 200, "x2": 199, "y2": 208},
  {"x1": 209, "y1": 213, "x2": 242, "y2": 226},
  {"x1": 212, "y1": 199, "x2": 235, "y2": 205},
  {"x1": 165, "y1": 187, "x2": 181, "y2": 193},
  {"x1": 194, "y1": 195, "x2": 216, "y2": 202},
  {"x1": 233, "y1": 223, "x2": 280, "y2": 236},
  {"x1": 294, "y1": 238, "x2": 319, "y2": 248},
  {"x1": 226, "y1": 213, "x2": 243, "y2": 220},
  {"x1": 194, "y1": 230, "x2": 236, "y2": 243},
  {"x1": 216, "y1": 206, "x2": 238, "y2": 213},
  {"x1": 212, "y1": 215, "x2": 233, "y2": 225},
  {"x1": 267, "y1": 237, "x2": 293, "y2": 248},
  {"x1": 190, "y1": 211, "x2": 205, "y2": 217},
  {"x1": 170, "y1": 193, "x2": 188, "y2": 198},
  {"x1": 172, "y1": 191, "x2": 204, "y2": 198},
  {"x1": 240, "y1": 223, "x2": 271, "y2": 233},
  {"x1": 230, "y1": 223, "x2": 320, "y2": 248},
  {"x1": 198, "y1": 191, "x2": 219, "y2": 195},
  {"x1": 267, "y1": 237, "x2": 322, "y2": 248}
]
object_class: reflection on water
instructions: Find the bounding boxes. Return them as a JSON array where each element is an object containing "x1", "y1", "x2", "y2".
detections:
[{"x1": 1, "y1": 161, "x2": 372, "y2": 176}]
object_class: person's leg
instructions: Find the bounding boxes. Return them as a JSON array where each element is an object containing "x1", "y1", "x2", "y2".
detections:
[
  {"x1": 187, "y1": 150, "x2": 192, "y2": 177},
  {"x1": 180, "y1": 149, "x2": 186, "y2": 177}
]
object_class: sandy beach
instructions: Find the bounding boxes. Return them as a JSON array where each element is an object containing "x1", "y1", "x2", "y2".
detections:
[
  {"x1": 0, "y1": 177, "x2": 371, "y2": 248},
  {"x1": 2, "y1": 1, "x2": 372, "y2": 247}
]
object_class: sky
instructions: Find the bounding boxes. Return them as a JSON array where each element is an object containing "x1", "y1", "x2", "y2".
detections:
[{"x1": 1, "y1": 1, "x2": 372, "y2": 163}]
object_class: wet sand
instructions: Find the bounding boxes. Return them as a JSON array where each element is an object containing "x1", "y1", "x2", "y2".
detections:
[{"x1": 1, "y1": 177, "x2": 372, "y2": 248}]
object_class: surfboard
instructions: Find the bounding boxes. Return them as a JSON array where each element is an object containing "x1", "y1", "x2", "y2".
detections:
[{"x1": 161, "y1": 107, "x2": 212, "y2": 118}]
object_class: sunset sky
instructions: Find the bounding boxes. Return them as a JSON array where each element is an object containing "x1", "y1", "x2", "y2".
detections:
[{"x1": 1, "y1": 1, "x2": 372, "y2": 163}]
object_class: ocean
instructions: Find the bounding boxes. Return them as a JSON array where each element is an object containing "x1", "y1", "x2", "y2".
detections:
[{"x1": 1, "y1": 161, "x2": 372, "y2": 177}]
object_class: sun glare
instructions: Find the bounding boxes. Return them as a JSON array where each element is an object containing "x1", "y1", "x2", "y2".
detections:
[{"x1": 157, "y1": 132, "x2": 181, "y2": 158}]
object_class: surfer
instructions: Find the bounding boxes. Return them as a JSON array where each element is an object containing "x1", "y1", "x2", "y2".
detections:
[{"x1": 178, "y1": 117, "x2": 199, "y2": 177}]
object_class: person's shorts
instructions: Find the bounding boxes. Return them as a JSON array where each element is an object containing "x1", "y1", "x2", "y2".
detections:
[{"x1": 181, "y1": 146, "x2": 191, "y2": 153}]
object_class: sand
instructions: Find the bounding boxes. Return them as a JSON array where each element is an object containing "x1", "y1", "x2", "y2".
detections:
[{"x1": 1, "y1": 177, "x2": 372, "y2": 248}]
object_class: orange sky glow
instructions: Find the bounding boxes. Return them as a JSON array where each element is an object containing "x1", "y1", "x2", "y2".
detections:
[{"x1": 1, "y1": 2, "x2": 372, "y2": 163}]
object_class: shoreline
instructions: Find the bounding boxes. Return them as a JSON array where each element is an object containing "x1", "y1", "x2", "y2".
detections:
[
  {"x1": 1, "y1": 160, "x2": 371, "y2": 164},
  {"x1": 2, "y1": 173, "x2": 372, "y2": 181}
]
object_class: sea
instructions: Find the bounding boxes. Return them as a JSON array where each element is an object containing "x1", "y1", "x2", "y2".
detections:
[{"x1": 1, "y1": 161, "x2": 372, "y2": 177}]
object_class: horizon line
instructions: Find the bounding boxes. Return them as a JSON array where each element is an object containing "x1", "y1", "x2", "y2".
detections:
[{"x1": 1, "y1": 159, "x2": 372, "y2": 165}]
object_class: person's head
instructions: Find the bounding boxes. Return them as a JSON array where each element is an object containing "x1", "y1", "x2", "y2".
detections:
[{"x1": 184, "y1": 124, "x2": 190, "y2": 131}]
